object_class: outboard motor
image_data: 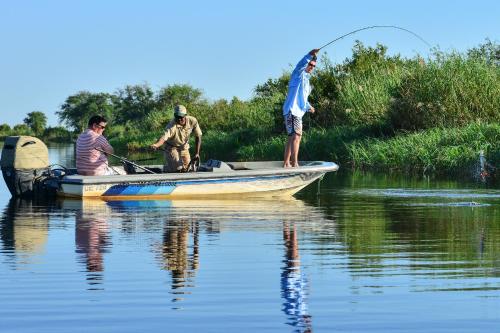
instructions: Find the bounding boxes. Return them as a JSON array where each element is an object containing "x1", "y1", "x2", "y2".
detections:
[{"x1": 1, "y1": 136, "x2": 50, "y2": 197}]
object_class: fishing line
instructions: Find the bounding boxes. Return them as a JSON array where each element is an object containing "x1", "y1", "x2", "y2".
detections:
[{"x1": 318, "y1": 25, "x2": 432, "y2": 51}]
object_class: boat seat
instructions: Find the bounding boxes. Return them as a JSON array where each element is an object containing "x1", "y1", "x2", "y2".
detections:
[{"x1": 198, "y1": 159, "x2": 234, "y2": 172}]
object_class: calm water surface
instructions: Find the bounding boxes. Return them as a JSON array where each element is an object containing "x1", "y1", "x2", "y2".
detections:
[{"x1": 1, "y1": 144, "x2": 499, "y2": 332}]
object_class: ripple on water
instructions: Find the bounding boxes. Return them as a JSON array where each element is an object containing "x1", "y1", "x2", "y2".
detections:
[
  {"x1": 354, "y1": 189, "x2": 500, "y2": 199},
  {"x1": 402, "y1": 201, "x2": 491, "y2": 207},
  {"x1": 345, "y1": 189, "x2": 500, "y2": 207}
]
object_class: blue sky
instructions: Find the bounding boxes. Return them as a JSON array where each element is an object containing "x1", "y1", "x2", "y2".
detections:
[{"x1": 0, "y1": 0, "x2": 498, "y2": 127}]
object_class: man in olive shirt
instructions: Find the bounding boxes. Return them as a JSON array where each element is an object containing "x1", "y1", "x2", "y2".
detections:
[{"x1": 150, "y1": 105, "x2": 202, "y2": 172}]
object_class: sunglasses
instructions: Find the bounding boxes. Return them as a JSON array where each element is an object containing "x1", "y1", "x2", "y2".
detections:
[
  {"x1": 308, "y1": 63, "x2": 316, "y2": 68},
  {"x1": 96, "y1": 124, "x2": 106, "y2": 129}
]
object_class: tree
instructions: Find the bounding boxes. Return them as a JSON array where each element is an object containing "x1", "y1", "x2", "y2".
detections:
[
  {"x1": 114, "y1": 84, "x2": 156, "y2": 124},
  {"x1": 12, "y1": 124, "x2": 32, "y2": 135},
  {"x1": 121, "y1": 83, "x2": 206, "y2": 131},
  {"x1": 0, "y1": 123, "x2": 11, "y2": 136},
  {"x1": 43, "y1": 126, "x2": 73, "y2": 142},
  {"x1": 23, "y1": 111, "x2": 47, "y2": 136},
  {"x1": 156, "y1": 84, "x2": 205, "y2": 110},
  {"x1": 57, "y1": 91, "x2": 116, "y2": 132}
]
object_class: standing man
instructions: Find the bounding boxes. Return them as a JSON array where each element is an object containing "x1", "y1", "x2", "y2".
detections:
[
  {"x1": 150, "y1": 105, "x2": 202, "y2": 172},
  {"x1": 283, "y1": 49, "x2": 319, "y2": 167},
  {"x1": 76, "y1": 115, "x2": 122, "y2": 176}
]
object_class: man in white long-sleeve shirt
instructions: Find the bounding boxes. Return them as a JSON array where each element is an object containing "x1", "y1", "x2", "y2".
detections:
[{"x1": 282, "y1": 48, "x2": 319, "y2": 167}]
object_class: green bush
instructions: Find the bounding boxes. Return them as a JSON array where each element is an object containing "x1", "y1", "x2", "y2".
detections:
[
  {"x1": 390, "y1": 51, "x2": 500, "y2": 130},
  {"x1": 311, "y1": 42, "x2": 409, "y2": 128},
  {"x1": 42, "y1": 126, "x2": 74, "y2": 142},
  {"x1": 12, "y1": 124, "x2": 33, "y2": 136}
]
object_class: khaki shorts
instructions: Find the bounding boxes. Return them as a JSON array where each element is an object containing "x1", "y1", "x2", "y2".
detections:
[{"x1": 163, "y1": 147, "x2": 191, "y2": 172}]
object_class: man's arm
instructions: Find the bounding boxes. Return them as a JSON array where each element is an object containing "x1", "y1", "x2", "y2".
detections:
[
  {"x1": 194, "y1": 135, "x2": 201, "y2": 160},
  {"x1": 293, "y1": 54, "x2": 313, "y2": 76},
  {"x1": 151, "y1": 126, "x2": 173, "y2": 150},
  {"x1": 98, "y1": 136, "x2": 114, "y2": 154},
  {"x1": 293, "y1": 49, "x2": 320, "y2": 75},
  {"x1": 150, "y1": 136, "x2": 165, "y2": 150}
]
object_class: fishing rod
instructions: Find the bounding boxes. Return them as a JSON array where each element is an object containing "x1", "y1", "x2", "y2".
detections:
[
  {"x1": 318, "y1": 25, "x2": 432, "y2": 51},
  {"x1": 134, "y1": 157, "x2": 157, "y2": 162},
  {"x1": 94, "y1": 147, "x2": 157, "y2": 174}
]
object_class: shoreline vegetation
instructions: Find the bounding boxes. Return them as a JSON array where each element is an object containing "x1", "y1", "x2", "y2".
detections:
[{"x1": 1, "y1": 40, "x2": 498, "y2": 176}]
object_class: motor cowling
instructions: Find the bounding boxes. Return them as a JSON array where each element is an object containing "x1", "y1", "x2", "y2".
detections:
[{"x1": 1, "y1": 136, "x2": 50, "y2": 197}]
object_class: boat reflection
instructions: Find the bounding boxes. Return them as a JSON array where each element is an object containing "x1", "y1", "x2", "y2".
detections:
[
  {"x1": 0, "y1": 198, "x2": 49, "y2": 267},
  {"x1": 104, "y1": 197, "x2": 328, "y2": 317},
  {"x1": 0, "y1": 196, "x2": 332, "y2": 324}
]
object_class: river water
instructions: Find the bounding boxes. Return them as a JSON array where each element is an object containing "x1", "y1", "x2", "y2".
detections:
[{"x1": 1, "y1": 143, "x2": 499, "y2": 332}]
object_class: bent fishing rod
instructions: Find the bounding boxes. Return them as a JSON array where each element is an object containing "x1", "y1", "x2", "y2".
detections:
[
  {"x1": 94, "y1": 147, "x2": 156, "y2": 174},
  {"x1": 318, "y1": 25, "x2": 432, "y2": 51}
]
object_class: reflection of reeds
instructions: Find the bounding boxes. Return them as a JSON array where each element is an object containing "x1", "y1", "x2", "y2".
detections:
[{"x1": 329, "y1": 185, "x2": 500, "y2": 278}]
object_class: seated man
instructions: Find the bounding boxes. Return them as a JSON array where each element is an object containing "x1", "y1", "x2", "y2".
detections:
[
  {"x1": 76, "y1": 115, "x2": 124, "y2": 176},
  {"x1": 150, "y1": 105, "x2": 202, "y2": 172}
]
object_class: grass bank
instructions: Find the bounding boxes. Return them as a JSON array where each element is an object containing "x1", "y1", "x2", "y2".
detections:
[{"x1": 111, "y1": 122, "x2": 499, "y2": 177}]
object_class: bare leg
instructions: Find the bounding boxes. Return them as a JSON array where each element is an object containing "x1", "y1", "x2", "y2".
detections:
[
  {"x1": 291, "y1": 134, "x2": 302, "y2": 167},
  {"x1": 283, "y1": 136, "x2": 293, "y2": 167}
]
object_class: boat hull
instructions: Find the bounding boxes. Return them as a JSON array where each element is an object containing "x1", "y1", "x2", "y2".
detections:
[{"x1": 58, "y1": 161, "x2": 338, "y2": 199}]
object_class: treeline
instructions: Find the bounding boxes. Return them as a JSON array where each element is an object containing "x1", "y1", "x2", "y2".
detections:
[
  {"x1": 55, "y1": 39, "x2": 499, "y2": 137},
  {"x1": 0, "y1": 112, "x2": 72, "y2": 142}
]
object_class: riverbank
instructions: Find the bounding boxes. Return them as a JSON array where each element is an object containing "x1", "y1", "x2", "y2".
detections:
[{"x1": 109, "y1": 122, "x2": 499, "y2": 177}]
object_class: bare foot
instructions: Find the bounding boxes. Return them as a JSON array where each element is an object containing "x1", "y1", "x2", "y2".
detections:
[{"x1": 283, "y1": 163, "x2": 291, "y2": 168}]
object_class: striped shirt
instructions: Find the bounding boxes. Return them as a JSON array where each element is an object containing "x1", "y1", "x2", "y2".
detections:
[{"x1": 76, "y1": 129, "x2": 114, "y2": 176}]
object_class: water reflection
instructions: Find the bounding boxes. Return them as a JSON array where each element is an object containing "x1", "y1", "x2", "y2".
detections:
[
  {"x1": 159, "y1": 218, "x2": 199, "y2": 305},
  {"x1": 104, "y1": 200, "x2": 208, "y2": 308},
  {"x1": 1, "y1": 175, "x2": 499, "y2": 332},
  {"x1": 47, "y1": 142, "x2": 76, "y2": 168},
  {"x1": 73, "y1": 200, "x2": 112, "y2": 288},
  {"x1": 281, "y1": 222, "x2": 312, "y2": 333},
  {"x1": 0, "y1": 198, "x2": 49, "y2": 267},
  {"x1": 305, "y1": 173, "x2": 500, "y2": 293},
  {"x1": 104, "y1": 197, "x2": 328, "y2": 314}
]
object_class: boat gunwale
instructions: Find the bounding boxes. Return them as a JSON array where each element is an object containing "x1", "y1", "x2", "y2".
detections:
[{"x1": 60, "y1": 161, "x2": 339, "y2": 185}]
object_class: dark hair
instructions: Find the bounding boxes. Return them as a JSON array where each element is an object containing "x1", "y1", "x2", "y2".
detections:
[
  {"x1": 88, "y1": 115, "x2": 107, "y2": 128},
  {"x1": 311, "y1": 55, "x2": 317, "y2": 62}
]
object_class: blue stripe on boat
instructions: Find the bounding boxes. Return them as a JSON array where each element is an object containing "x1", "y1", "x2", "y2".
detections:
[
  {"x1": 103, "y1": 184, "x2": 128, "y2": 196},
  {"x1": 102, "y1": 174, "x2": 293, "y2": 196},
  {"x1": 104, "y1": 184, "x2": 176, "y2": 196}
]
